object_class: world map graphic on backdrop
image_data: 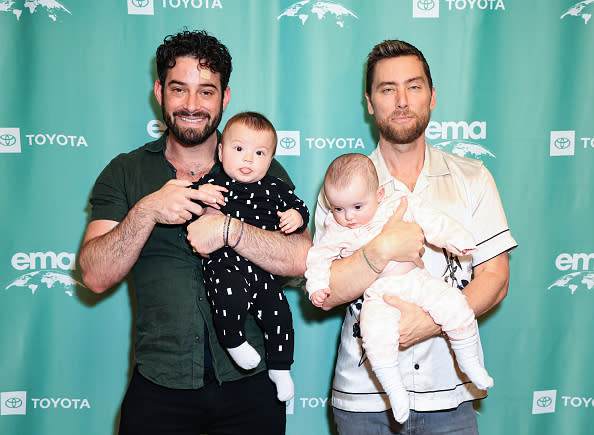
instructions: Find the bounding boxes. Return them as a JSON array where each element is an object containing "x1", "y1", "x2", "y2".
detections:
[
  {"x1": 4, "y1": 271, "x2": 84, "y2": 297},
  {"x1": 277, "y1": 0, "x2": 358, "y2": 27},
  {"x1": 0, "y1": 0, "x2": 70, "y2": 21},
  {"x1": 561, "y1": 0, "x2": 594, "y2": 24},
  {"x1": 432, "y1": 141, "x2": 496, "y2": 159},
  {"x1": 547, "y1": 272, "x2": 594, "y2": 295}
]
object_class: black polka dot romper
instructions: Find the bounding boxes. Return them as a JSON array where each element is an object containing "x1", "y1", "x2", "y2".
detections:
[{"x1": 192, "y1": 172, "x2": 309, "y2": 370}]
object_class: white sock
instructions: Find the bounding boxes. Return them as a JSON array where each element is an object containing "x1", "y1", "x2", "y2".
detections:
[
  {"x1": 450, "y1": 335, "x2": 494, "y2": 390},
  {"x1": 373, "y1": 365, "x2": 410, "y2": 423},
  {"x1": 268, "y1": 369, "x2": 294, "y2": 402},
  {"x1": 227, "y1": 342, "x2": 261, "y2": 370}
]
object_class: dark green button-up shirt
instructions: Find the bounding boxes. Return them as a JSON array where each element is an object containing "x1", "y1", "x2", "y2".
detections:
[{"x1": 89, "y1": 131, "x2": 293, "y2": 389}]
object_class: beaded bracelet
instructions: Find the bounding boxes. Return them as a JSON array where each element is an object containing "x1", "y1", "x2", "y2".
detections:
[
  {"x1": 229, "y1": 220, "x2": 244, "y2": 249},
  {"x1": 362, "y1": 247, "x2": 381, "y2": 274}
]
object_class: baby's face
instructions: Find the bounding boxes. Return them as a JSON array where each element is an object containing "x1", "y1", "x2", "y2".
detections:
[
  {"x1": 325, "y1": 177, "x2": 382, "y2": 228},
  {"x1": 218, "y1": 123, "x2": 276, "y2": 183}
]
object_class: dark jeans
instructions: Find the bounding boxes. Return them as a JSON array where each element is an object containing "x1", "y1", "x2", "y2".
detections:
[{"x1": 119, "y1": 367, "x2": 286, "y2": 435}]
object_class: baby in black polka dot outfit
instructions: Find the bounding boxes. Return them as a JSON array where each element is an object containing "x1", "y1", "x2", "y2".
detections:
[{"x1": 191, "y1": 112, "x2": 309, "y2": 402}]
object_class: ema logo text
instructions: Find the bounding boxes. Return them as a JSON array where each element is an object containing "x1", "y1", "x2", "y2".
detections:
[
  {"x1": 128, "y1": 0, "x2": 223, "y2": 15},
  {"x1": 550, "y1": 130, "x2": 594, "y2": 156},
  {"x1": 427, "y1": 120, "x2": 496, "y2": 160},
  {"x1": 413, "y1": 0, "x2": 505, "y2": 17},
  {"x1": 4, "y1": 251, "x2": 85, "y2": 297},
  {"x1": 548, "y1": 253, "x2": 594, "y2": 295}
]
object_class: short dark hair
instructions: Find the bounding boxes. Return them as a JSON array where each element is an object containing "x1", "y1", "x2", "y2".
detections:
[
  {"x1": 365, "y1": 40, "x2": 433, "y2": 95},
  {"x1": 221, "y1": 111, "x2": 278, "y2": 153},
  {"x1": 156, "y1": 29, "x2": 232, "y2": 90}
]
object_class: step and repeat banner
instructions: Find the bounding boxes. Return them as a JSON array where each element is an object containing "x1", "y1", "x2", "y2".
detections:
[{"x1": 1, "y1": 1, "x2": 593, "y2": 434}]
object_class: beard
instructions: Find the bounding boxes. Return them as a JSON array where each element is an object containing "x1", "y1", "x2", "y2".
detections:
[
  {"x1": 375, "y1": 107, "x2": 431, "y2": 145},
  {"x1": 162, "y1": 100, "x2": 223, "y2": 146}
]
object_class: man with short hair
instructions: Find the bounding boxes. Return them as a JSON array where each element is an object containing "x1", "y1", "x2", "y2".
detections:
[
  {"x1": 316, "y1": 39, "x2": 517, "y2": 434},
  {"x1": 78, "y1": 30, "x2": 311, "y2": 434}
]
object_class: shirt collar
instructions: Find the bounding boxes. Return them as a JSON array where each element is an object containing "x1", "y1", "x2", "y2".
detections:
[
  {"x1": 371, "y1": 142, "x2": 450, "y2": 194},
  {"x1": 145, "y1": 129, "x2": 223, "y2": 172}
]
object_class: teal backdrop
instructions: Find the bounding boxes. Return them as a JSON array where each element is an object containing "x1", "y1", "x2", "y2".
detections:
[{"x1": 1, "y1": 1, "x2": 593, "y2": 434}]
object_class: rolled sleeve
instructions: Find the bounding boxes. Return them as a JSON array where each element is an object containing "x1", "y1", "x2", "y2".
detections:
[
  {"x1": 89, "y1": 155, "x2": 130, "y2": 222},
  {"x1": 470, "y1": 167, "x2": 517, "y2": 266}
]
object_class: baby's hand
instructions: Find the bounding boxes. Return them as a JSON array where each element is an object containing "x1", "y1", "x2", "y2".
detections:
[
  {"x1": 194, "y1": 183, "x2": 227, "y2": 208},
  {"x1": 278, "y1": 209, "x2": 304, "y2": 234},
  {"x1": 310, "y1": 288, "x2": 331, "y2": 308}
]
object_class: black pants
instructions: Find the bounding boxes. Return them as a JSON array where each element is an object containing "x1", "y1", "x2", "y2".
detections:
[{"x1": 119, "y1": 368, "x2": 286, "y2": 435}]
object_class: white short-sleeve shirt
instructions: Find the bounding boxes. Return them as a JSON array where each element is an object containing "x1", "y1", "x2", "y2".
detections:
[{"x1": 314, "y1": 143, "x2": 517, "y2": 412}]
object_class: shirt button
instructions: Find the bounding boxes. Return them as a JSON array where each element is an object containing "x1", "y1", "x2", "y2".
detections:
[
  {"x1": 195, "y1": 336, "x2": 200, "y2": 341},
  {"x1": 414, "y1": 364, "x2": 420, "y2": 370}
]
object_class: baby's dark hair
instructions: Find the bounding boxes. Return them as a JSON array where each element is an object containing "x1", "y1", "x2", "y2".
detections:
[
  {"x1": 156, "y1": 29, "x2": 232, "y2": 89},
  {"x1": 221, "y1": 111, "x2": 278, "y2": 153},
  {"x1": 324, "y1": 153, "x2": 379, "y2": 193}
]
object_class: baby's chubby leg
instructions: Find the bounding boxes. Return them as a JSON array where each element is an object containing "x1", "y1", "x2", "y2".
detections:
[
  {"x1": 360, "y1": 285, "x2": 410, "y2": 423},
  {"x1": 398, "y1": 269, "x2": 493, "y2": 390}
]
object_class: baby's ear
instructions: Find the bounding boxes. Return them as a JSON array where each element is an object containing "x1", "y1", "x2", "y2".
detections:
[
  {"x1": 218, "y1": 143, "x2": 223, "y2": 161},
  {"x1": 377, "y1": 186, "x2": 385, "y2": 202}
]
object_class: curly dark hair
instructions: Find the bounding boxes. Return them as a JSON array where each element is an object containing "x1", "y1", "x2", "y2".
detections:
[{"x1": 156, "y1": 29, "x2": 232, "y2": 89}]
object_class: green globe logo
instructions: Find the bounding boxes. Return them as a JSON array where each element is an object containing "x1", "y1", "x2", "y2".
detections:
[
  {"x1": 279, "y1": 137, "x2": 296, "y2": 150},
  {"x1": 0, "y1": 134, "x2": 17, "y2": 147},
  {"x1": 417, "y1": 0, "x2": 435, "y2": 10},
  {"x1": 5, "y1": 397, "x2": 23, "y2": 408},
  {"x1": 537, "y1": 396, "x2": 552, "y2": 408},
  {"x1": 131, "y1": 0, "x2": 149, "y2": 7},
  {"x1": 554, "y1": 137, "x2": 571, "y2": 150}
]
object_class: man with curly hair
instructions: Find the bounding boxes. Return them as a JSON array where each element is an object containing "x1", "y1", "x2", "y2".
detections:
[{"x1": 78, "y1": 30, "x2": 311, "y2": 434}]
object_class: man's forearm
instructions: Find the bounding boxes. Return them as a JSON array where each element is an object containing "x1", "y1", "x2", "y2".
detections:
[
  {"x1": 79, "y1": 206, "x2": 156, "y2": 293},
  {"x1": 322, "y1": 248, "x2": 378, "y2": 310},
  {"x1": 462, "y1": 252, "x2": 510, "y2": 317},
  {"x1": 232, "y1": 219, "x2": 312, "y2": 277}
]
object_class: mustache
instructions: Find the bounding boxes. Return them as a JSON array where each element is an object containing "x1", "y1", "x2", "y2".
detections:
[
  {"x1": 173, "y1": 110, "x2": 211, "y2": 119},
  {"x1": 389, "y1": 110, "x2": 415, "y2": 118}
]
